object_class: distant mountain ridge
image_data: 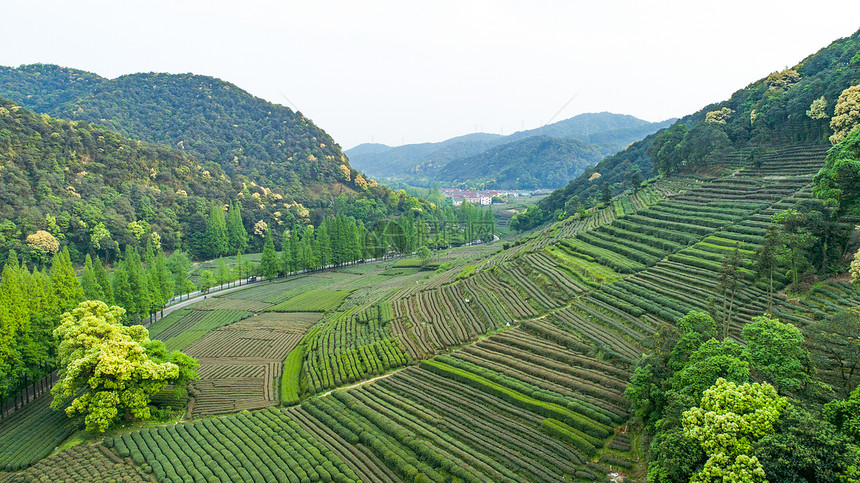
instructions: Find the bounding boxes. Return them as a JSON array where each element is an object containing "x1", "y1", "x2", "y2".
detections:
[
  {"x1": 436, "y1": 135, "x2": 601, "y2": 189},
  {"x1": 347, "y1": 112, "x2": 673, "y2": 188}
]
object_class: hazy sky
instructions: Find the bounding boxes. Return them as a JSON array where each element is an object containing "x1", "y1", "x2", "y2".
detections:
[{"x1": 1, "y1": 1, "x2": 859, "y2": 149}]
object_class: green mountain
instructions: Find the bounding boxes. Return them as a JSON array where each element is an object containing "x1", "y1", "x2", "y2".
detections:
[
  {"x1": 435, "y1": 135, "x2": 602, "y2": 189},
  {"x1": 0, "y1": 65, "x2": 383, "y2": 215},
  {"x1": 346, "y1": 112, "x2": 673, "y2": 187},
  {"x1": 526, "y1": 28, "x2": 860, "y2": 229},
  {"x1": 0, "y1": 95, "x2": 427, "y2": 266}
]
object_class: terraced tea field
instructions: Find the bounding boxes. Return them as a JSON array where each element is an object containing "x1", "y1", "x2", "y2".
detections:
[
  {"x1": 4, "y1": 144, "x2": 856, "y2": 482},
  {"x1": 185, "y1": 313, "x2": 318, "y2": 417}
]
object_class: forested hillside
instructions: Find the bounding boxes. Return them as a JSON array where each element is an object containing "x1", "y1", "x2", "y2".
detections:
[
  {"x1": 346, "y1": 112, "x2": 672, "y2": 187},
  {"x1": 526, "y1": 27, "x2": 860, "y2": 227},
  {"x1": 0, "y1": 64, "x2": 411, "y2": 227},
  {"x1": 0, "y1": 97, "x2": 440, "y2": 266}
]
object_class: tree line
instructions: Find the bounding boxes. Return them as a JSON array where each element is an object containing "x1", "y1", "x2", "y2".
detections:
[
  {"x1": 0, "y1": 240, "x2": 195, "y2": 414},
  {"x1": 256, "y1": 205, "x2": 495, "y2": 280}
]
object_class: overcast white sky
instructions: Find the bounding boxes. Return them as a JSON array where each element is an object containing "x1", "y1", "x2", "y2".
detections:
[{"x1": 1, "y1": 1, "x2": 858, "y2": 149}]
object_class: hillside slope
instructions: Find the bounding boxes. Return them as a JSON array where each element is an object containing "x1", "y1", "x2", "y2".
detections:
[{"x1": 529, "y1": 27, "x2": 860, "y2": 227}]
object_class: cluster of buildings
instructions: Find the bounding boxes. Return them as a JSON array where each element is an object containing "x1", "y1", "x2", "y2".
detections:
[{"x1": 439, "y1": 188, "x2": 548, "y2": 206}]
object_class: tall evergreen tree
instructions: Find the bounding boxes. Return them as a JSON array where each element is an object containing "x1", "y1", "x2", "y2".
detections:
[
  {"x1": 205, "y1": 204, "x2": 229, "y2": 259},
  {"x1": 154, "y1": 252, "x2": 173, "y2": 308},
  {"x1": 93, "y1": 255, "x2": 113, "y2": 304},
  {"x1": 145, "y1": 260, "x2": 162, "y2": 320},
  {"x1": 111, "y1": 263, "x2": 132, "y2": 316},
  {"x1": 349, "y1": 219, "x2": 362, "y2": 263},
  {"x1": 281, "y1": 228, "x2": 293, "y2": 275},
  {"x1": 226, "y1": 202, "x2": 248, "y2": 255},
  {"x1": 0, "y1": 252, "x2": 30, "y2": 399},
  {"x1": 215, "y1": 258, "x2": 232, "y2": 288},
  {"x1": 50, "y1": 247, "x2": 83, "y2": 315},
  {"x1": 290, "y1": 225, "x2": 303, "y2": 271},
  {"x1": 316, "y1": 221, "x2": 331, "y2": 268},
  {"x1": 300, "y1": 226, "x2": 318, "y2": 271},
  {"x1": 718, "y1": 246, "x2": 743, "y2": 339},
  {"x1": 81, "y1": 254, "x2": 103, "y2": 302},
  {"x1": 259, "y1": 229, "x2": 280, "y2": 280},
  {"x1": 25, "y1": 268, "x2": 57, "y2": 372},
  {"x1": 755, "y1": 227, "x2": 780, "y2": 314},
  {"x1": 166, "y1": 250, "x2": 193, "y2": 297},
  {"x1": 123, "y1": 245, "x2": 150, "y2": 319}
]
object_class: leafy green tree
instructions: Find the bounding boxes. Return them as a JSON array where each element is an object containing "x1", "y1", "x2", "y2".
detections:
[
  {"x1": 204, "y1": 204, "x2": 229, "y2": 259},
  {"x1": 814, "y1": 125, "x2": 860, "y2": 216},
  {"x1": 417, "y1": 246, "x2": 433, "y2": 268},
  {"x1": 756, "y1": 404, "x2": 858, "y2": 483},
  {"x1": 772, "y1": 209, "x2": 815, "y2": 290},
  {"x1": 647, "y1": 427, "x2": 706, "y2": 483},
  {"x1": 742, "y1": 315, "x2": 810, "y2": 394},
  {"x1": 807, "y1": 310, "x2": 860, "y2": 397},
  {"x1": 824, "y1": 385, "x2": 860, "y2": 445},
  {"x1": 718, "y1": 246, "x2": 743, "y2": 339},
  {"x1": 829, "y1": 85, "x2": 860, "y2": 145},
  {"x1": 199, "y1": 270, "x2": 216, "y2": 294},
  {"x1": 166, "y1": 250, "x2": 193, "y2": 296},
  {"x1": 754, "y1": 227, "x2": 780, "y2": 313},
  {"x1": 671, "y1": 338, "x2": 750, "y2": 403},
  {"x1": 647, "y1": 122, "x2": 688, "y2": 175},
  {"x1": 259, "y1": 228, "x2": 280, "y2": 280},
  {"x1": 851, "y1": 248, "x2": 860, "y2": 285},
  {"x1": 215, "y1": 258, "x2": 232, "y2": 288},
  {"x1": 806, "y1": 96, "x2": 829, "y2": 139},
  {"x1": 627, "y1": 352, "x2": 673, "y2": 430},
  {"x1": 668, "y1": 311, "x2": 717, "y2": 372},
  {"x1": 683, "y1": 378, "x2": 787, "y2": 483},
  {"x1": 51, "y1": 300, "x2": 197, "y2": 432},
  {"x1": 630, "y1": 170, "x2": 643, "y2": 191}
]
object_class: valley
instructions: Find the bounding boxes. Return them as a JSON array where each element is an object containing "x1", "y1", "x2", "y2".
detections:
[{"x1": 1, "y1": 21, "x2": 860, "y2": 483}]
